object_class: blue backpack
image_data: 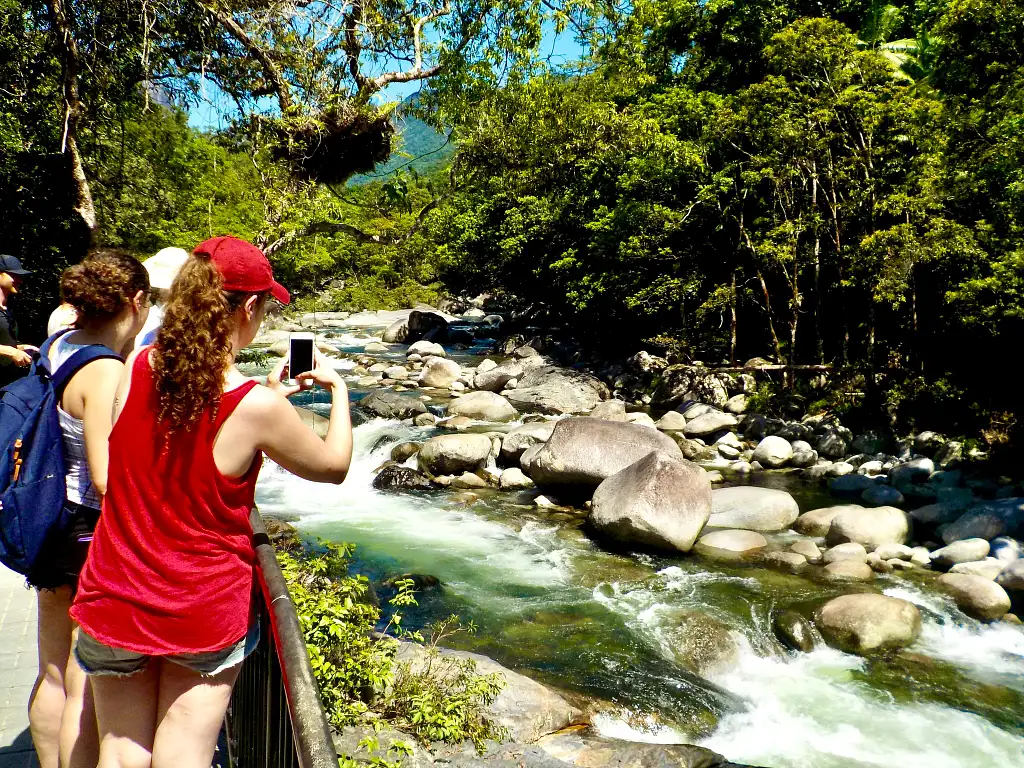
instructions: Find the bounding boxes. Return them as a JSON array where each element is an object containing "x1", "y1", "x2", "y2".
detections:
[{"x1": 0, "y1": 332, "x2": 120, "y2": 574}]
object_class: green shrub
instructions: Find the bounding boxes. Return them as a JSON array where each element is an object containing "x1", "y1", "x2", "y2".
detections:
[{"x1": 279, "y1": 543, "x2": 507, "y2": 759}]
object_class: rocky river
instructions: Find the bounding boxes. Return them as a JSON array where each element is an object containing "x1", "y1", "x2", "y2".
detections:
[{"x1": 246, "y1": 307, "x2": 1024, "y2": 768}]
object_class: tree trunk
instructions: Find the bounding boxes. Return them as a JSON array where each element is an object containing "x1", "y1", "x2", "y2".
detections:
[
  {"x1": 756, "y1": 268, "x2": 784, "y2": 364},
  {"x1": 48, "y1": 0, "x2": 96, "y2": 232},
  {"x1": 729, "y1": 269, "x2": 738, "y2": 365}
]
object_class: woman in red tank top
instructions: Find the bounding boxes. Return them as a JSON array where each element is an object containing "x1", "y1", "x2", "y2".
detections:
[{"x1": 69, "y1": 237, "x2": 353, "y2": 768}]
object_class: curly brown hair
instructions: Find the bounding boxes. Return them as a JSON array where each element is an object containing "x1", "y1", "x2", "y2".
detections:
[
  {"x1": 60, "y1": 248, "x2": 149, "y2": 325},
  {"x1": 152, "y1": 253, "x2": 263, "y2": 429}
]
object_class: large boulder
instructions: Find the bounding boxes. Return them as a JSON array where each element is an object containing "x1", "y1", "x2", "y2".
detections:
[
  {"x1": 419, "y1": 356, "x2": 462, "y2": 388},
  {"x1": 707, "y1": 487, "x2": 799, "y2": 532},
  {"x1": 527, "y1": 418, "x2": 682, "y2": 488},
  {"x1": 406, "y1": 309, "x2": 449, "y2": 343},
  {"x1": 381, "y1": 318, "x2": 409, "y2": 343},
  {"x1": 589, "y1": 451, "x2": 712, "y2": 553},
  {"x1": 394, "y1": 643, "x2": 580, "y2": 744},
  {"x1": 408, "y1": 339, "x2": 446, "y2": 358},
  {"x1": 996, "y1": 560, "x2": 1024, "y2": 592},
  {"x1": 794, "y1": 504, "x2": 863, "y2": 537},
  {"x1": 773, "y1": 610, "x2": 819, "y2": 653},
  {"x1": 667, "y1": 610, "x2": 739, "y2": 674},
  {"x1": 936, "y1": 573, "x2": 1012, "y2": 621},
  {"x1": 930, "y1": 539, "x2": 991, "y2": 570},
  {"x1": 652, "y1": 365, "x2": 729, "y2": 408},
  {"x1": 500, "y1": 421, "x2": 557, "y2": 463},
  {"x1": 417, "y1": 434, "x2": 493, "y2": 475},
  {"x1": 814, "y1": 594, "x2": 922, "y2": 655},
  {"x1": 447, "y1": 392, "x2": 519, "y2": 423},
  {"x1": 751, "y1": 436, "x2": 793, "y2": 468},
  {"x1": 684, "y1": 411, "x2": 740, "y2": 438},
  {"x1": 503, "y1": 366, "x2": 609, "y2": 415},
  {"x1": 940, "y1": 512, "x2": 1005, "y2": 544},
  {"x1": 590, "y1": 400, "x2": 628, "y2": 422},
  {"x1": 474, "y1": 361, "x2": 525, "y2": 392},
  {"x1": 889, "y1": 458, "x2": 935, "y2": 489},
  {"x1": 537, "y1": 732, "x2": 755, "y2": 768},
  {"x1": 372, "y1": 465, "x2": 436, "y2": 491},
  {"x1": 826, "y1": 506, "x2": 910, "y2": 551},
  {"x1": 830, "y1": 474, "x2": 875, "y2": 496},
  {"x1": 693, "y1": 529, "x2": 767, "y2": 561},
  {"x1": 357, "y1": 390, "x2": 429, "y2": 420}
]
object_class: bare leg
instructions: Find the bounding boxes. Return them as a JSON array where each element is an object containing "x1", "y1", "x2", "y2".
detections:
[
  {"x1": 59, "y1": 625, "x2": 99, "y2": 768},
  {"x1": 91, "y1": 663, "x2": 159, "y2": 768},
  {"x1": 151, "y1": 661, "x2": 240, "y2": 768},
  {"x1": 29, "y1": 587, "x2": 74, "y2": 768}
]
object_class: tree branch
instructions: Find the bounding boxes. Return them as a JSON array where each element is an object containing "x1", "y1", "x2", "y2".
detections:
[
  {"x1": 48, "y1": 0, "x2": 95, "y2": 232},
  {"x1": 196, "y1": 1, "x2": 294, "y2": 113}
]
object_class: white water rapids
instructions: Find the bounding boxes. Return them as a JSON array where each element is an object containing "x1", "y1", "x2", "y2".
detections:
[{"x1": 255, "y1": 418, "x2": 1024, "y2": 768}]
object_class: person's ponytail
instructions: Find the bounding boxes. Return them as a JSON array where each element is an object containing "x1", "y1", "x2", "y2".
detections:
[{"x1": 152, "y1": 254, "x2": 249, "y2": 429}]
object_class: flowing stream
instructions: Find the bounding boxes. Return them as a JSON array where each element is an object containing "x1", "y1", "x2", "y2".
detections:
[{"x1": 252, "y1": 365, "x2": 1024, "y2": 768}]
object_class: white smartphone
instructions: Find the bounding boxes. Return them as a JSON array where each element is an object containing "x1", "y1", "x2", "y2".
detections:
[{"x1": 288, "y1": 332, "x2": 315, "y2": 382}]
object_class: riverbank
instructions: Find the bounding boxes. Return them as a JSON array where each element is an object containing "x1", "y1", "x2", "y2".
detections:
[{"x1": 249, "y1": 304, "x2": 1024, "y2": 768}]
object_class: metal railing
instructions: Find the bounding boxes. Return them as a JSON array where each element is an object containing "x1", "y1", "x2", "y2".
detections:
[{"x1": 224, "y1": 510, "x2": 337, "y2": 768}]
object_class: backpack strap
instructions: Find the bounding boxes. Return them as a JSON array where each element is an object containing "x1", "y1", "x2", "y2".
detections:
[{"x1": 49, "y1": 344, "x2": 122, "y2": 398}]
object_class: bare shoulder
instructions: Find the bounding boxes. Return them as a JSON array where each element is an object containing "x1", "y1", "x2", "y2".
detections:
[{"x1": 77, "y1": 356, "x2": 126, "y2": 384}]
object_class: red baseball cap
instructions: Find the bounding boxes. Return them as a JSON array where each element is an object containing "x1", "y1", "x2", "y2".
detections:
[{"x1": 193, "y1": 236, "x2": 290, "y2": 305}]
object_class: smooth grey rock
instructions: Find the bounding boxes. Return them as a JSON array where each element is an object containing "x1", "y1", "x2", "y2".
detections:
[
  {"x1": 996, "y1": 559, "x2": 1024, "y2": 592},
  {"x1": 499, "y1": 467, "x2": 535, "y2": 490},
  {"x1": 718, "y1": 443, "x2": 740, "y2": 460},
  {"x1": 527, "y1": 418, "x2": 682, "y2": 488},
  {"x1": 655, "y1": 410, "x2": 688, "y2": 431},
  {"x1": 830, "y1": 474, "x2": 875, "y2": 496},
  {"x1": 815, "y1": 594, "x2": 921, "y2": 655},
  {"x1": 911, "y1": 502, "x2": 966, "y2": 526},
  {"x1": 708, "y1": 486, "x2": 799, "y2": 532},
  {"x1": 372, "y1": 465, "x2": 435, "y2": 491},
  {"x1": 790, "y1": 539, "x2": 823, "y2": 564},
  {"x1": 536, "y1": 732, "x2": 748, "y2": 768},
  {"x1": 874, "y1": 543, "x2": 913, "y2": 561},
  {"x1": 475, "y1": 361, "x2": 525, "y2": 392},
  {"x1": 365, "y1": 341, "x2": 391, "y2": 353},
  {"x1": 651, "y1": 365, "x2": 729, "y2": 408},
  {"x1": 417, "y1": 434, "x2": 493, "y2": 475},
  {"x1": 950, "y1": 558, "x2": 1006, "y2": 580},
  {"x1": 448, "y1": 391, "x2": 519, "y2": 422},
  {"x1": 684, "y1": 411, "x2": 740, "y2": 438},
  {"x1": 590, "y1": 452, "x2": 712, "y2": 553},
  {"x1": 420, "y1": 356, "x2": 461, "y2": 388},
  {"x1": 827, "y1": 462, "x2": 855, "y2": 477},
  {"x1": 773, "y1": 610, "x2": 818, "y2": 653},
  {"x1": 817, "y1": 431, "x2": 850, "y2": 459},
  {"x1": 751, "y1": 436, "x2": 793, "y2": 469},
  {"x1": 408, "y1": 339, "x2": 446, "y2": 358},
  {"x1": 501, "y1": 421, "x2": 557, "y2": 463},
  {"x1": 791, "y1": 449, "x2": 818, "y2": 468},
  {"x1": 931, "y1": 539, "x2": 991, "y2": 569},
  {"x1": 824, "y1": 542, "x2": 869, "y2": 564},
  {"x1": 763, "y1": 551, "x2": 808, "y2": 570},
  {"x1": 381, "y1": 318, "x2": 409, "y2": 343},
  {"x1": 937, "y1": 573, "x2": 1012, "y2": 621},
  {"x1": 889, "y1": 458, "x2": 935, "y2": 488},
  {"x1": 862, "y1": 485, "x2": 905, "y2": 507},
  {"x1": 390, "y1": 442, "x2": 421, "y2": 462},
  {"x1": 827, "y1": 506, "x2": 910, "y2": 551},
  {"x1": 794, "y1": 505, "x2": 862, "y2": 537},
  {"x1": 941, "y1": 512, "x2": 1005, "y2": 544},
  {"x1": 358, "y1": 390, "x2": 428, "y2": 420},
  {"x1": 725, "y1": 394, "x2": 748, "y2": 414},
  {"x1": 822, "y1": 560, "x2": 874, "y2": 581},
  {"x1": 503, "y1": 366, "x2": 608, "y2": 415},
  {"x1": 625, "y1": 411, "x2": 657, "y2": 428},
  {"x1": 694, "y1": 529, "x2": 767, "y2": 561},
  {"x1": 590, "y1": 399, "x2": 629, "y2": 422},
  {"x1": 520, "y1": 443, "x2": 545, "y2": 473}
]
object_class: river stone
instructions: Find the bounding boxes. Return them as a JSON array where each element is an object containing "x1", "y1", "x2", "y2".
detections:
[
  {"x1": 447, "y1": 391, "x2": 519, "y2": 422},
  {"x1": 420, "y1": 356, "x2": 461, "y2": 388},
  {"x1": 763, "y1": 551, "x2": 808, "y2": 571},
  {"x1": 499, "y1": 467, "x2": 535, "y2": 490},
  {"x1": 791, "y1": 450, "x2": 818, "y2": 468},
  {"x1": 368, "y1": 362, "x2": 391, "y2": 373},
  {"x1": 790, "y1": 539, "x2": 822, "y2": 564},
  {"x1": 408, "y1": 339, "x2": 446, "y2": 358},
  {"x1": 725, "y1": 394, "x2": 748, "y2": 414},
  {"x1": 651, "y1": 365, "x2": 729, "y2": 408},
  {"x1": 718, "y1": 444, "x2": 740, "y2": 460},
  {"x1": 694, "y1": 530, "x2": 767, "y2": 561},
  {"x1": 707, "y1": 486, "x2": 799, "y2": 532},
  {"x1": 588, "y1": 399, "x2": 628, "y2": 422},
  {"x1": 527, "y1": 418, "x2": 682, "y2": 488},
  {"x1": 684, "y1": 411, "x2": 740, "y2": 438},
  {"x1": 822, "y1": 560, "x2": 874, "y2": 581},
  {"x1": 380, "y1": 318, "x2": 409, "y2": 344},
  {"x1": 452, "y1": 472, "x2": 488, "y2": 489},
  {"x1": 590, "y1": 452, "x2": 711, "y2": 553},
  {"x1": 383, "y1": 365, "x2": 408, "y2": 381},
  {"x1": 830, "y1": 474, "x2": 875, "y2": 496},
  {"x1": 823, "y1": 542, "x2": 868, "y2": 564},
  {"x1": 501, "y1": 421, "x2": 557, "y2": 463},
  {"x1": 417, "y1": 434, "x2": 493, "y2": 475},
  {"x1": 910, "y1": 502, "x2": 966, "y2": 526},
  {"x1": 668, "y1": 610, "x2": 739, "y2": 674},
  {"x1": 625, "y1": 412, "x2": 657, "y2": 428},
  {"x1": 814, "y1": 594, "x2": 921, "y2": 655},
  {"x1": 390, "y1": 442, "x2": 420, "y2": 463},
  {"x1": 936, "y1": 573, "x2": 1012, "y2": 621},
  {"x1": 364, "y1": 341, "x2": 390, "y2": 354},
  {"x1": 358, "y1": 389, "x2": 428, "y2": 420},
  {"x1": 773, "y1": 610, "x2": 818, "y2": 653},
  {"x1": 536, "y1": 732, "x2": 751, "y2": 768},
  {"x1": 826, "y1": 506, "x2": 910, "y2": 551},
  {"x1": 749, "y1": 436, "x2": 793, "y2": 469},
  {"x1": 992, "y1": 536, "x2": 1023, "y2": 563},
  {"x1": 394, "y1": 643, "x2": 580, "y2": 744},
  {"x1": 655, "y1": 410, "x2": 688, "y2": 431},
  {"x1": 372, "y1": 464, "x2": 435, "y2": 491},
  {"x1": 475, "y1": 361, "x2": 525, "y2": 392},
  {"x1": 793, "y1": 505, "x2": 861, "y2": 537},
  {"x1": 950, "y1": 558, "x2": 1006, "y2": 580},
  {"x1": 940, "y1": 512, "x2": 1005, "y2": 544},
  {"x1": 502, "y1": 365, "x2": 608, "y2": 415},
  {"x1": 406, "y1": 309, "x2": 449, "y2": 343},
  {"x1": 862, "y1": 484, "x2": 905, "y2": 507},
  {"x1": 413, "y1": 412, "x2": 436, "y2": 427},
  {"x1": 520, "y1": 443, "x2": 544, "y2": 473},
  {"x1": 889, "y1": 457, "x2": 935, "y2": 489},
  {"x1": 827, "y1": 462, "x2": 855, "y2": 477},
  {"x1": 930, "y1": 538, "x2": 991, "y2": 570},
  {"x1": 996, "y1": 560, "x2": 1024, "y2": 592},
  {"x1": 874, "y1": 543, "x2": 913, "y2": 561},
  {"x1": 817, "y1": 430, "x2": 849, "y2": 459}
]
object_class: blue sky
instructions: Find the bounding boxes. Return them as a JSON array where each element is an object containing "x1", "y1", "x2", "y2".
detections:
[{"x1": 187, "y1": 26, "x2": 585, "y2": 130}]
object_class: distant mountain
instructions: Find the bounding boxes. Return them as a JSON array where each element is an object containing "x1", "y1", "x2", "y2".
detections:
[{"x1": 349, "y1": 95, "x2": 454, "y2": 183}]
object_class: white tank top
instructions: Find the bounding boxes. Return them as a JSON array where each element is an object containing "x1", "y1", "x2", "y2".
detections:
[{"x1": 51, "y1": 334, "x2": 103, "y2": 509}]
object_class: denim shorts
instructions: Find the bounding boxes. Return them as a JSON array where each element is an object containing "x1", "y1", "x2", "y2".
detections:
[
  {"x1": 26, "y1": 501, "x2": 101, "y2": 592},
  {"x1": 74, "y1": 622, "x2": 260, "y2": 677}
]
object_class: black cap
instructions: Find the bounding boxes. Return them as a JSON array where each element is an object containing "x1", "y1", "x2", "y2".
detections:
[{"x1": 0, "y1": 254, "x2": 31, "y2": 276}]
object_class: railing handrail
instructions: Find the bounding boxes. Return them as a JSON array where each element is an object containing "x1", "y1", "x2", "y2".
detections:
[{"x1": 249, "y1": 508, "x2": 337, "y2": 768}]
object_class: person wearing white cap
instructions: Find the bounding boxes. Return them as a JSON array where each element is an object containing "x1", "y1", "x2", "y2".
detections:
[{"x1": 135, "y1": 247, "x2": 189, "y2": 348}]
